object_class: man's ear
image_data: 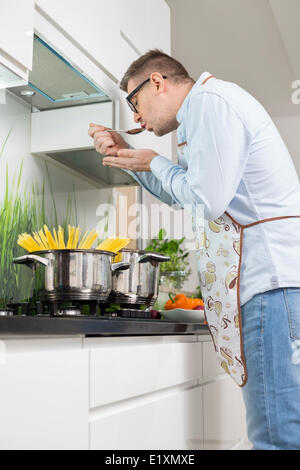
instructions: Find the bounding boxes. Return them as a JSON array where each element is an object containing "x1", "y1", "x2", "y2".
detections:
[{"x1": 150, "y1": 72, "x2": 165, "y2": 93}]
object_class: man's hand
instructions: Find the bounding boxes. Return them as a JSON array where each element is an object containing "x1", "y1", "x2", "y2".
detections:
[
  {"x1": 103, "y1": 148, "x2": 158, "y2": 172},
  {"x1": 88, "y1": 123, "x2": 129, "y2": 156}
]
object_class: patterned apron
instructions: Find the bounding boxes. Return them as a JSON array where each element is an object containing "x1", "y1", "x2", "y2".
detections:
[
  {"x1": 178, "y1": 75, "x2": 300, "y2": 386},
  {"x1": 193, "y1": 212, "x2": 300, "y2": 387}
]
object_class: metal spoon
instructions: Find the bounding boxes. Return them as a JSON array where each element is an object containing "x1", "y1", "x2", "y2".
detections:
[{"x1": 105, "y1": 127, "x2": 146, "y2": 135}]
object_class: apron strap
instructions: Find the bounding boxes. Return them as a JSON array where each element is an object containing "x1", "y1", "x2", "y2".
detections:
[
  {"x1": 202, "y1": 75, "x2": 214, "y2": 86},
  {"x1": 225, "y1": 212, "x2": 300, "y2": 229}
]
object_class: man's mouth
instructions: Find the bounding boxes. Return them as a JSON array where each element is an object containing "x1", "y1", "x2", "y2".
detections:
[{"x1": 141, "y1": 122, "x2": 153, "y2": 132}]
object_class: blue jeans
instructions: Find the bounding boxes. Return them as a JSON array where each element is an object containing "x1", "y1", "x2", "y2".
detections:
[{"x1": 241, "y1": 288, "x2": 300, "y2": 450}]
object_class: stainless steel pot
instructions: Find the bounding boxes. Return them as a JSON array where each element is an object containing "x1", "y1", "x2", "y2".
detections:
[
  {"x1": 109, "y1": 249, "x2": 170, "y2": 306},
  {"x1": 13, "y1": 249, "x2": 130, "y2": 302}
]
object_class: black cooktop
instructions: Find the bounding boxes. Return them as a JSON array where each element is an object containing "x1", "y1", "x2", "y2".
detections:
[{"x1": 0, "y1": 314, "x2": 209, "y2": 336}]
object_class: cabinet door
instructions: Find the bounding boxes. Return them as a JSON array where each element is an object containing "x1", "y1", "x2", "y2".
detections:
[
  {"x1": 36, "y1": 0, "x2": 138, "y2": 82},
  {"x1": 117, "y1": 0, "x2": 171, "y2": 54},
  {"x1": 0, "y1": 339, "x2": 89, "y2": 450},
  {"x1": 0, "y1": 0, "x2": 34, "y2": 73}
]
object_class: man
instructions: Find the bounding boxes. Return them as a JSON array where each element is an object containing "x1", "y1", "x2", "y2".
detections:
[{"x1": 88, "y1": 49, "x2": 300, "y2": 450}]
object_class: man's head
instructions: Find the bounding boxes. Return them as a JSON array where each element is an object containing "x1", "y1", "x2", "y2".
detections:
[{"x1": 120, "y1": 49, "x2": 195, "y2": 136}]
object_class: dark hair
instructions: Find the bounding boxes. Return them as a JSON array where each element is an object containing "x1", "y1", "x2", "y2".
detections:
[{"x1": 119, "y1": 49, "x2": 194, "y2": 92}]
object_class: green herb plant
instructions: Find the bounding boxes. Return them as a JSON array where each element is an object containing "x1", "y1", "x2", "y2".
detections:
[{"x1": 145, "y1": 228, "x2": 191, "y2": 290}]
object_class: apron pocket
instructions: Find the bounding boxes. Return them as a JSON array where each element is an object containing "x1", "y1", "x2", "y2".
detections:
[{"x1": 283, "y1": 288, "x2": 300, "y2": 340}]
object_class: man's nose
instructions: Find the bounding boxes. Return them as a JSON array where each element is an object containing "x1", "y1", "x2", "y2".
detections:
[{"x1": 134, "y1": 112, "x2": 141, "y2": 123}]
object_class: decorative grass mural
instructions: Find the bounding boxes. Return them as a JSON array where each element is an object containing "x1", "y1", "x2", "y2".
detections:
[{"x1": 0, "y1": 130, "x2": 78, "y2": 307}]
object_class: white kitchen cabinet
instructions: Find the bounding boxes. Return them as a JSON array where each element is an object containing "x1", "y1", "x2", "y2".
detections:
[
  {"x1": 90, "y1": 386, "x2": 203, "y2": 450},
  {"x1": 0, "y1": 338, "x2": 89, "y2": 450},
  {"x1": 36, "y1": 0, "x2": 170, "y2": 81},
  {"x1": 0, "y1": 334, "x2": 247, "y2": 450},
  {"x1": 202, "y1": 340, "x2": 226, "y2": 378},
  {"x1": 0, "y1": 0, "x2": 35, "y2": 84},
  {"x1": 117, "y1": 0, "x2": 171, "y2": 55},
  {"x1": 89, "y1": 337, "x2": 201, "y2": 408},
  {"x1": 36, "y1": 0, "x2": 138, "y2": 82},
  {"x1": 31, "y1": 101, "x2": 113, "y2": 153},
  {"x1": 88, "y1": 335, "x2": 246, "y2": 450},
  {"x1": 201, "y1": 338, "x2": 246, "y2": 450},
  {"x1": 88, "y1": 336, "x2": 203, "y2": 449}
]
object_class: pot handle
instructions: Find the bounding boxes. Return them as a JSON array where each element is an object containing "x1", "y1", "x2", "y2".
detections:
[
  {"x1": 13, "y1": 254, "x2": 49, "y2": 269},
  {"x1": 111, "y1": 262, "x2": 130, "y2": 274},
  {"x1": 137, "y1": 252, "x2": 170, "y2": 263}
]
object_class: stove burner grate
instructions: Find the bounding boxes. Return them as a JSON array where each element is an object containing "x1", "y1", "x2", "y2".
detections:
[{"x1": 4, "y1": 299, "x2": 152, "y2": 319}]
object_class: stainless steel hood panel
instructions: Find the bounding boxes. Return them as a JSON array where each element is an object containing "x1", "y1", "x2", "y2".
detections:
[
  {"x1": 50, "y1": 149, "x2": 138, "y2": 188},
  {"x1": 7, "y1": 36, "x2": 110, "y2": 111},
  {"x1": 9, "y1": 83, "x2": 110, "y2": 111}
]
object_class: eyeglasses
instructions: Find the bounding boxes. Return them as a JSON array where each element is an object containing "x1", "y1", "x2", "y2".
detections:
[{"x1": 126, "y1": 75, "x2": 167, "y2": 113}]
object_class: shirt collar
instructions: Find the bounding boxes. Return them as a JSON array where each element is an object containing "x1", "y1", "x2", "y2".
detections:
[{"x1": 176, "y1": 71, "x2": 213, "y2": 124}]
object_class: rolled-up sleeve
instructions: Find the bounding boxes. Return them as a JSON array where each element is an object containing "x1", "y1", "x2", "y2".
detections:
[{"x1": 150, "y1": 93, "x2": 252, "y2": 220}]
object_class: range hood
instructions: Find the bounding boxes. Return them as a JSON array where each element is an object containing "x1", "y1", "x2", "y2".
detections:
[
  {"x1": 7, "y1": 35, "x2": 110, "y2": 110},
  {"x1": 31, "y1": 99, "x2": 137, "y2": 189},
  {"x1": 8, "y1": 35, "x2": 137, "y2": 188}
]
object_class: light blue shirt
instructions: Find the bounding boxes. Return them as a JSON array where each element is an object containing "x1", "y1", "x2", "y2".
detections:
[{"x1": 126, "y1": 72, "x2": 300, "y2": 305}]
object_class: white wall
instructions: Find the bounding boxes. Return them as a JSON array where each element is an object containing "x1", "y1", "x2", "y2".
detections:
[{"x1": 273, "y1": 115, "x2": 300, "y2": 178}]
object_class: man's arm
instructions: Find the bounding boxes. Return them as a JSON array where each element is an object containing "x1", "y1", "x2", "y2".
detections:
[
  {"x1": 88, "y1": 124, "x2": 180, "y2": 208},
  {"x1": 123, "y1": 147, "x2": 181, "y2": 208}
]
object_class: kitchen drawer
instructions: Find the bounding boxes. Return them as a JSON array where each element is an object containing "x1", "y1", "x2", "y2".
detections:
[
  {"x1": 90, "y1": 339, "x2": 202, "y2": 408},
  {"x1": 202, "y1": 340, "x2": 226, "y2": 378},
  {"x1": 90, "y1": 386, "x2": 203, "y2": 450}
]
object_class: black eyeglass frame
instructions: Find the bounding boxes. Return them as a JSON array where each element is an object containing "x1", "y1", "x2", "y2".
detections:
[{"x1": 126, "y1": 75, "x2": 167, "y2": 113}]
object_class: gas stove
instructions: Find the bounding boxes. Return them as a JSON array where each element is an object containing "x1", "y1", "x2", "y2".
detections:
[
  {"x1": 0, "y1": 297, "x2": 208, "y2": 337},
  {"x1": 2, "y1": 299, "x2": 153, "y2": 319}
]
